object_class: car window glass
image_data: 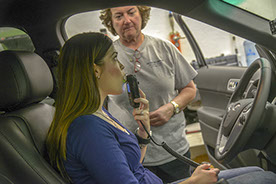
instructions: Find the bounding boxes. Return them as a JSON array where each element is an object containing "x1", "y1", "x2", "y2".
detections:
[
  {"x1": 64, "y1": 7, "x2": 259, "y2": 69},
  {"x1": 0, "y1": 27, "x2": 35, "y2": 52},
  {"x1": 182, "y1": 15, "x2": 260, "y2": 69},
  {"x1": 222, "y1": 0, "x2": 276, "y2": 21}
]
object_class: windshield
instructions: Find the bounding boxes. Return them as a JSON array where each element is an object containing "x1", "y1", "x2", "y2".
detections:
[{"x1": 222, "y1": 0, "x2": 276, "y2": 20}]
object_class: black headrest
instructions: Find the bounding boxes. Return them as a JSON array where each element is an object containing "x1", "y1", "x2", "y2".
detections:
[{"x1": 0, "y1": 51, "x2": 53, "y2": 111}]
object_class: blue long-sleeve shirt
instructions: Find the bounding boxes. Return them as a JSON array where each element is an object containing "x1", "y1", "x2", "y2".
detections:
[{"x1": 64, "y1": 110, "x2": 162, "y2": 184}]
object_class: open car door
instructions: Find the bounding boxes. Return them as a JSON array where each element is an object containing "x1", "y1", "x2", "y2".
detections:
[{"x1": 173, "y1": 14, "x2": 263, "y2": 170}]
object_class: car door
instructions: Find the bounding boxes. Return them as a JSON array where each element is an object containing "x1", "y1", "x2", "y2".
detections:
[
  {"x1": 195, "y1": 65, "x2": 248, "y2": 169},
  {"x1": 173, "y1": 14, "x2": 258, "y2": 169}
]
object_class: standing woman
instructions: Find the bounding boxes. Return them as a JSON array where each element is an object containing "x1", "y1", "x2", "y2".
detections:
[{"x1": 100, "y1": 6, "x2": 197, "y2": 183}]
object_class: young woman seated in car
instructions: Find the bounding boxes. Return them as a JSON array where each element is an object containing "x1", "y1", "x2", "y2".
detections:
[{"x1": 46, "y1": 32, "x2": 276, "y2": 184}]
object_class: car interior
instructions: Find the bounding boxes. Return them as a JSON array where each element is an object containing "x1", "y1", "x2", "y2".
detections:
[{"x1": 0, "y1": 0, "x2": 275, "y2": 183}]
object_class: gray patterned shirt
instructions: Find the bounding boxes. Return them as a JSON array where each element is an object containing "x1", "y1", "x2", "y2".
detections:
[{"x1": 108, "y1": 34, "x2": 198, "y2": 166}]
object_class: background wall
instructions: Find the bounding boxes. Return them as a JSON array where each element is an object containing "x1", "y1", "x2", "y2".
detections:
[{"x1": 65, "y1": 7, "x2": 248, "y2": 66}]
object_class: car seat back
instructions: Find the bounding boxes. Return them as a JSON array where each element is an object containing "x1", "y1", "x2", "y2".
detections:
[{"x1": 0, "y1": 51, "x2": 66, "y2": 184}]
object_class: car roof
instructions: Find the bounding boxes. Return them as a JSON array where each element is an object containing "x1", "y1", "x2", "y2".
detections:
[{"x1": 0, "y1": 0, "x2": 275, "y2": 54}]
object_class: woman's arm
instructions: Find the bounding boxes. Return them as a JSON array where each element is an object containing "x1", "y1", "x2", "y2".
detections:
[
  {"x1": 149, "y1": 80, "x2": 196, "y2": 127},
  {"x1": 132, "y1": 89, "x2": 151, "y2": 162},
  {"x1": 139, "y1": 145, "x2": 148, "y2": 163}
]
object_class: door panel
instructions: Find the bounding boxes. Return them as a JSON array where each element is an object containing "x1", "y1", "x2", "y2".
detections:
[
  {"x1": 172, "y1": 12, "x2": 263, "y2": 169},
  {"x1": 197, "y1": 107, "x2": 224, "y2": 148},
  {"x1": 194, "y1": 65, "x2": 247, "y2": 168}
]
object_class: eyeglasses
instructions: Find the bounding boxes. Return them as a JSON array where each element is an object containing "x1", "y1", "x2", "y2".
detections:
[{"x1": 134, "y1": 49, "x2": 141, "y2": 73}]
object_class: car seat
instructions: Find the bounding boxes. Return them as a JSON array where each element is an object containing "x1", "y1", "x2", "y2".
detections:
[{"x1": 0, "y1": 51, "x2": 66, "y2": 183}]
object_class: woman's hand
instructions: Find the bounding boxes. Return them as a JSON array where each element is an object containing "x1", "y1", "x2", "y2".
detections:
[
  {"x1": 149, "y1": 103, "x2": 174, "y2": 127},
  {"x1": 132, "y1": 89, "x2": 150, "y2": 139},
  {"x1": 183, "y1": 164, "x2": 220, "y2": 184}
]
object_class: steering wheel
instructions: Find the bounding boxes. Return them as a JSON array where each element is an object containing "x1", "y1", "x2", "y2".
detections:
[{"x1": 215, "y1": 58, "x2": 272, "y2": 162}]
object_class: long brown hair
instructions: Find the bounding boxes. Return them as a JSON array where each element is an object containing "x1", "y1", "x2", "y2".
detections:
[{"x1": 46, "y1": 32, "x2": 113, "y2": 180}]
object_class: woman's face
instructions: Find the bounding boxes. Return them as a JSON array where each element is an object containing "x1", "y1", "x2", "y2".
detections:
[
  {"x1": 110, "y1": 6, "x2": 142, "y2": 41},
  {"x1": 97, "y1": 46, "x2": 125, "y2": 95}
]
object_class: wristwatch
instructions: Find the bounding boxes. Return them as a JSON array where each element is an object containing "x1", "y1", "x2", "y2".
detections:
[
  {"x1": 135, "y1": 127, "x2": 152, "y2": 145},
  {"x1": 170, "y1": 100, "x2": 180, "y2": 114}
]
